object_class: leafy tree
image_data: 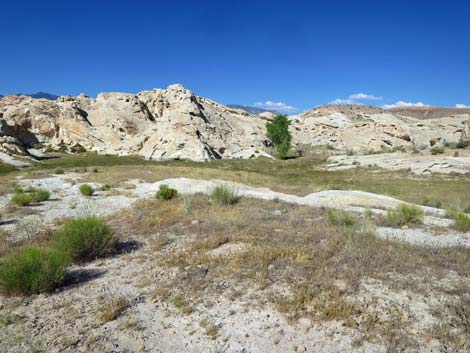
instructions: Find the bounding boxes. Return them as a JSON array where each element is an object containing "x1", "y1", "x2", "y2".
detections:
[{"x1": 266, "y1": 114, "x2": 292, "y2": 160}]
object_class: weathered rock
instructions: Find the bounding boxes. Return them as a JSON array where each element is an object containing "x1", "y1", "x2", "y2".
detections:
[
  {"x1": 0, "y1": 84, "x2": 271, "y2": 162},
  {"x1": 1, "y1": 87, "x2": 470, "y2": 164}
]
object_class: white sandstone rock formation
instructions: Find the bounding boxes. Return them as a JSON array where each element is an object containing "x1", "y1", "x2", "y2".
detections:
[
  {"x1": 1, "y1": 87, "x2": 470, "y2": 164},
  {"x1": 0, "y1": 84, "x2": 271, "y2": 162}
]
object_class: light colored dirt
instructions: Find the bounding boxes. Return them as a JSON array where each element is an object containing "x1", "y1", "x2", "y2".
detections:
[{"x1": 1, "y1": 174, "x2": 466, "y2": 247}]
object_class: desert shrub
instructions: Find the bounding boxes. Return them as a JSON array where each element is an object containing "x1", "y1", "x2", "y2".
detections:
[
  {"x1": 156, "y1": 184, "x2": 177, "y2": 200},
  {"x1": 210, "y1": 185, "x2": 238, "y2": 206},
  {"x1": 431, "y1": 146, "x2": 444, "y2": 155},
  {"x1": 79, "y1": 184, "x2": 94, "y2": 196},
  {"x1": 53, "y1": 216, "x2": 113, "y2": 262},
  {"x1": 69, "y1": 144, "x2": 86, "y2": 153},
  {"x1": 266, "y1": 114, "x2": 292, "y2": 160},
  {"x1": 456, "y1": 140, "x2": 470, "y2": 149},
  {"x1": 454, "y1": 151, "x2": 459, "y2": 157},
  {"x1": 100, "y1": 184, "x2": 112, "y2": 191},
  {"x1": 0, "y1": 246, "x2": 68, "y2": 295},
  {"x1": 327, "y1": 209, "x2": 354, "y2": 226},
  {"x1": 57, "y1": 144, "x2": 69, "y2": 153},
  {"x1": 453, "y1": 213, "x2": 470, "y2": 231},
  {"x1": 45, "y1": 145, "x2": 55, "y2": 153},
  {"x1": 11, "y1": 193, "x2": 33, "y2": 207},
  {"x1": 420, "y1": 198, "x2": 442, "y2": 208},
  {"x1": 386, "y1": 204, "x2": 423, "y2": 227},
  {"x1": 31, "y1": 189, "x2": 50, "y2": 203},
  {"x1": 54, "y1": 168, "x2": 65, "y2": 174}
]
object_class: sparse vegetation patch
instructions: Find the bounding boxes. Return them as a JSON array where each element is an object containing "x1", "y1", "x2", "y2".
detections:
[
  {"x1": 79, "y1": 184, "x2": 94, "y2": 196},
  {"x1": 0, "y1": 246, "x2": 68, "y2": 295},
  {"x1": 210, "y1": 184, "x2": 238, "y2": 206},
  {"x1": 156, "y1": 184, "x2": 178, "y2": 200},
  {"x1": 386, "y1": 204, "x2": 423, "y2": 227},
  {"x1": 53, "y1": 216, "x2": 113, "y2": 262}
]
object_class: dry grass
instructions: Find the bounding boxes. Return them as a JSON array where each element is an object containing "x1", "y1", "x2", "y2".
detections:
[
  {"x1": 96, "y1": 296, "x2": 130, "y2": 324},
  {"x1": 109, "y1": 195, "x2": 470, "y2": 350}
]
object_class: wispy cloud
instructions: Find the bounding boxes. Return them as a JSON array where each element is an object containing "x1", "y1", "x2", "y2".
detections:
[
  {"x1": 383, "y1": 101, "x2": 429, "y2": 109},
  {"x1": 254, "y1": 100, "x2": 298, "y2": 113},
  {"x1": 349, "y1": 93, "x2": 383, "y2": 101},
  {"x1": 329, "y1": 92, "x2": 383, "y2": 105},
  {"x1": 456, "y1": 104, "x2": 470, "y2": 108}
]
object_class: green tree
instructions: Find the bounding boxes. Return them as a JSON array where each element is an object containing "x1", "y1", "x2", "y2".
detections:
[{"x1": 266, "y1": 114, "x2": 292, "y2": 160}]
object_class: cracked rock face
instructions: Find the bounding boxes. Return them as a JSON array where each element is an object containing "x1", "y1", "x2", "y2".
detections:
[
  {"x1": 1, "y1": 86, "x2": 470, "y2": 162},
  {"x1": 0, "y1": 84, "x2": 271, "y2": 161},
  {"x1": 290, "y1": 105, "x2": 470, "y2": 152}
]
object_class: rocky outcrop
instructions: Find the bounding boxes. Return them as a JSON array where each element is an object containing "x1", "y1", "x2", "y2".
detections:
[
  {"x1": 1, "y1": 86, "x2": 470, "y2": 163},
  {"x1": 0, "y1": 84, "x2": 272, "y2": 162},
  {"x1": 290, "y1": 105, "x2": 470, "y2": 152}
]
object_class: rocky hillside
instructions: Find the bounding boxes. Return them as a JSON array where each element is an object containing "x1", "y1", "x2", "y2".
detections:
[
  {"x1": 1, "y1": 85, "x2": 470, "y2": 163},
  {"x1": 291, "y1": 104, "x2": 470, "y2": 151},
  {"x1": 388, "y1": 106, "x2": 470, "y2": 119},
  {"x1": 0, "y1": 84, "x2": 271, "y2": 161}
]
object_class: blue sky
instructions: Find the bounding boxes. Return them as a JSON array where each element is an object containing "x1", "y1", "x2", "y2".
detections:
[{"x1": 1, "y1": 0, "x2": 469, "y2": 112}]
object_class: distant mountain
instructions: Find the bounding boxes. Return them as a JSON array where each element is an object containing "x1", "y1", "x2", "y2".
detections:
[
  {"x1": 227, "y1": 104, "x2": 280, "y2": 116},
  {"x1": 0, "y1": 92, "x2": 59, "y2": 100},
  {"x1": 20, "y1": 92, "x2": 59, "y2": 100}
]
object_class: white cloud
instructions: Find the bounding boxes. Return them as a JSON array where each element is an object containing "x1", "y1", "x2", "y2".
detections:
[
  {"x1": 383, "y1": 101, "x2": 430, "y2": 109},
  {"x1": 456, "y1": 104, "x2": 470, "y2": 108},
  {"x1": 349, "y1": 93, "x2": 383, "y2": 101},
  {"x1": 329, "y1": 92, "x2": 383, "y2": 105},
  {"x1": 254, "y1": 100, "x2": 298, "y2": 113}
]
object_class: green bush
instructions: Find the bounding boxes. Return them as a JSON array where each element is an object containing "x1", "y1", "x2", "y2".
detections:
[
  {"x1": 210, "y1": 185, "x2": 238, "y2": 206},
  {"x1": 31, "y1": 189, "x2": 50, "y2": 203},
  {"x1": 453, "y1": 213, "x2": 470, "y2": 231},
  {"x1": 430, "y1": 146, "x2": 444, "y2": 155},
  {"x1": 326, "y1": 209, "x2": 354, "y2": 226},
  {"x1": 100, "y1": 184, "x2": 112, "y2": 191},
  {"x1": 53, "y1": 216, "x2": 113, "y2": 262},
  {"x1": 456, "y1": 140, "x2": 470, "y2": 149},
  {"x1": 54, "y1": 168, "x2": 65, "y2": 174},
  {"x1": 0, "y1": 246, "x2": 68, "y2": 295},
  {"x1": 45, "y1": 145, "x2": 55, "y2": 153},
  {"x1": 266, "y1": 114, "x2": 292, "y2": 160},
  {"x1": 386, "y1": 204, "x2": 424, "y2": 227},
  {"x1": 79, "y1": 184, "x2": 94, "y2": 196},
  {"x1": 69, "y1": 144, "x2": 86, "y2": 153},
  {"x1": 11, "y1": 193, "x2": 33, "y2": 207},
  {"x1": 156, "y1": 184, "x2": 178, "y2": 200}
]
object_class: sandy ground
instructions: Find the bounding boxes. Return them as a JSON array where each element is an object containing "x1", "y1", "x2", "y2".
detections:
[
  {"x1": 1, "y1": 174, "x2": 464, "y2": 248},
  {"x1": 1, "y1": 173, "x2": 470, "y2": 352}
]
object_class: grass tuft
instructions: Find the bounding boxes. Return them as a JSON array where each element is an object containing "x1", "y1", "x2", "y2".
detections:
[
  {"x1": 31, "y1": 189, "x2": 50, "y2": 203},
  {"x1": 386, "y1": 204, "x2": 423, "y2": 227},
  {"x1": 327, "y1": 209, "x2": 355, "y2": 226},
  {"x1": 11, "y1": 193, "x2": 33, "y2": 207},
  {"x1": 210, "y1": 184, "x2": 238, "y2": 206},
  {"x1": 96, "y1": 296, "x2": 129, "y2": 324}
]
